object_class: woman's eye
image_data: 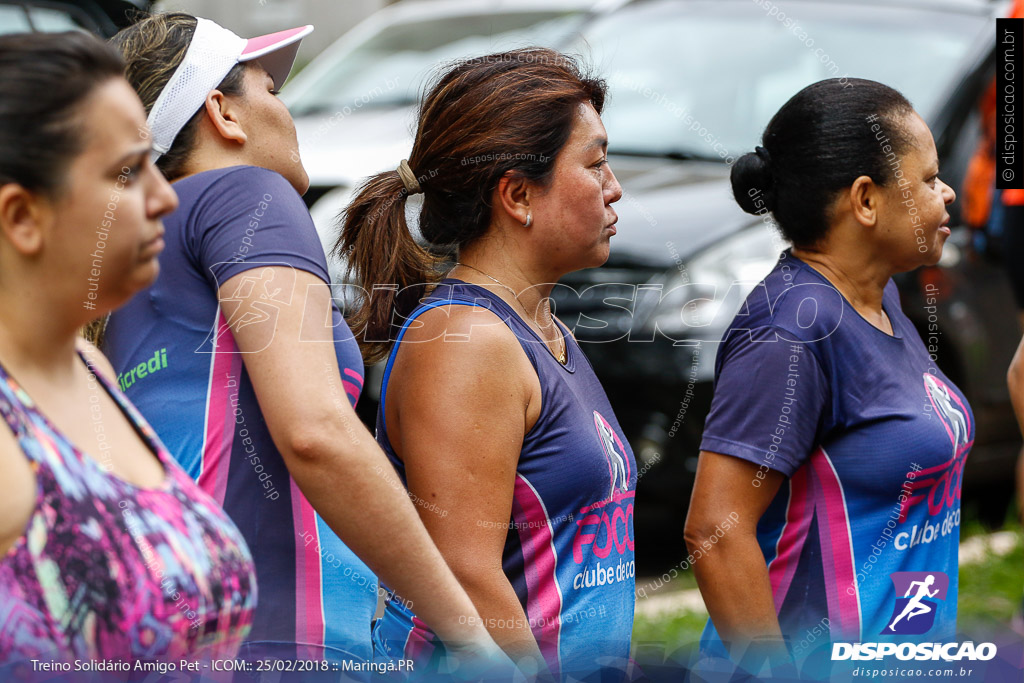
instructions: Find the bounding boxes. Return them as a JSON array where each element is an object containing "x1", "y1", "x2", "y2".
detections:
[
  {"x1": 269, "y1": 89, "x2": 281, "y2": 96},
  {"x1": 593, "y1": 158, "x2": 607, "y2": 169}
]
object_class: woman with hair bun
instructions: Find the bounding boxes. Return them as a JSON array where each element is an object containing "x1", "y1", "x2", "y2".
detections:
[
  {"x1": 685, "y1": 78, "x2": 967, "y2": 674},
  {"x1": 340, "y1": 48, "x2": 636, "y2": 679}
]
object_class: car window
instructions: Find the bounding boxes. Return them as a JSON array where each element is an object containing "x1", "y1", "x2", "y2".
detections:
[
  {"x1": 574, "y1": 1, "x2": 988, "y2": 160},
  {"x1": 29, "y1": 6, "x2": 86, "y2": 32},
  {"x1": 0, "y1": 5, "x2": 31, "y2": 34},
  {"x1": 287, "y1": 11, "x2": 588, "y2": 116},
  {"x1": 0, "y1": 3, "x2": 93, "y2": 35}
]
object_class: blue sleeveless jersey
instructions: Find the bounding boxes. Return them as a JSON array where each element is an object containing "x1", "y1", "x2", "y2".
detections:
[{"x1": 372, "y1": 279, "x2": 637, "y2": 679}]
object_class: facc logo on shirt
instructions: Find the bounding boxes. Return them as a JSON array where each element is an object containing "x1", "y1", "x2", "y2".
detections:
[
  {"x1": 117, "y1": 348, "x2": 168, "y2": 391},
  {"x1": 900, "y1": 374, "x2": 971, "y2": 522},
  {"x1": 882, "y1": 571, "x2": 949, "y2": 635}
]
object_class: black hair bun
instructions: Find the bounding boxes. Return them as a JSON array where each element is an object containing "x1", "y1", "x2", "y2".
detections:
[{"x1": 731, "y1": 145, "x2": 775, "y2": 215}]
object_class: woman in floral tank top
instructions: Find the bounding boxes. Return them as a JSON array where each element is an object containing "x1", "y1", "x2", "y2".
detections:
[{"x1": 0, "y1": 31, "x2": 256, "y2": 668}]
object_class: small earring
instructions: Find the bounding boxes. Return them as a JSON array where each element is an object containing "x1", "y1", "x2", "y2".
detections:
[{"x1": 524, "y1": 213, "x2": 533, "y2": 228}]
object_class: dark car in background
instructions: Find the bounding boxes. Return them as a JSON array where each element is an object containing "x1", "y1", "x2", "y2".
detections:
[
  {"x1": 0, "y1": 1, "x2": 148, "y2": 37},
  {"x1": 280, "y1": 0, "x2": 630, "y2": 427},
  {"x1": 550, "y1": 0, "x2": 1019, "y2": 566},
  {"x1": 283, "y1": 0, "x2": 628, "y2": 281}
]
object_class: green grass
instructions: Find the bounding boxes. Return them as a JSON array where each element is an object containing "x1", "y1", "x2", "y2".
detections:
[
  {"x1": 959, "y1": 523, "x2": 1023, "y2": 633},
  {"x1": 632, "y1": 608, "x2": 707, "y2": 650}
]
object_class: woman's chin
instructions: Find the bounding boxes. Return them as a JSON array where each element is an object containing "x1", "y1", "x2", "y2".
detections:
[
  {"x1": 128, "y1": 261, "x2": 161, "y2": 296},
  {"x1": 588, "y1": 243, "x2": 612, "y2": 269},
  {"x1": 922, "y1": 241, "x2": 945, "y2": 267}
]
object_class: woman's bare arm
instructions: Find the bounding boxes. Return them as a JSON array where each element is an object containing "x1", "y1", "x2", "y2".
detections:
[
  {"x1": 1008, "y1": 335, "x2": 1024, "y2": 521},
  {"x1": 685, "y1": 451, "x2": 789, "y2": 669},
  {"x1": 218, "y1": 267, "x2": 501, "y2": 656},
  {"x1": 387, "y1": 303, "x2": 548, "y2": 673}
]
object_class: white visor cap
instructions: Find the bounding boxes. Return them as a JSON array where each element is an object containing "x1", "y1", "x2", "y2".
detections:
[{"x1": 145, "y1": 17, "x2": 313, "y2": 161}]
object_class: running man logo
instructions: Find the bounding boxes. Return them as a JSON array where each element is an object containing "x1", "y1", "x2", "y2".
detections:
[
  {"x1": 900, "y1": 375, "x2": 972, "y2": 521},
  {"x1": 882, "y1": 571, "x2": 949, "y2": 635},
  {"x1": 199, "y1": 264, "x2": 294, "y2": 354},
  {"x1": 221, "y1": 267, "x2": 287, "y2": 333},
  {"x1": 924, "y1": 375, "x2": 969, "y2": 458},
  {"x1": 593, "y1": 411, "x2": 630, "y2": 500}
]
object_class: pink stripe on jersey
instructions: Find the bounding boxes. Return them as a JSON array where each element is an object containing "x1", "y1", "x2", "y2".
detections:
[
  {"x1": 404, "y1": 616, "x2": 437, "y2": 663},
  {"x1": 342, "y1": 368, "x2": 363, "y2": 407},
  {"x1": 292, "y1": 480, "x2": 325, "y2": 651},
  {"x1": 342, "y1": 380, "x2": 360, "y2": 405},
  {"x1": 769, "y1": 466, "x2": 813, "y2": 611},
  {"x1": 511, "y1": 474, "x2": 562, "y2": 676},
  {"x1": 198, "y1": 310, "x2": 243, "y2": 507},
  {"x1": 810, "y1": 448, "x2": 861, "y2": 639}
]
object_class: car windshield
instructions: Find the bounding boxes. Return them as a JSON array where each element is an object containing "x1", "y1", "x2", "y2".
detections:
[
  {"x1": 0, "y1": 5, "x2": 31, "y2": 34},
  {"x1": 288, "y1": 10, "x2": 588, "y2": 116},
  {"x1": 0, "y1": 3, "x2": 91, "y2": 35},
  {"x1": 573, "y1": 0, "x2": 988, "y2": 160},
  {"x1": 27, "y1": 6, "x2": 84, "y2": 32}
]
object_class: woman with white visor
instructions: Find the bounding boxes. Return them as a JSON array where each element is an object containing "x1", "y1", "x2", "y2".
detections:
[{"x1": 104, "y1": 13, "x2": 510, "y2": 674}]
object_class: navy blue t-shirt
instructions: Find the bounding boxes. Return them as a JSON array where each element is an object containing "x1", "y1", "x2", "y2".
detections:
[
  {"x1": 104, "y1": 166, "x2": 376, "y2": 661},
  {"x1": 699, "y1": 250, "x2": 972, "y2": 658}
]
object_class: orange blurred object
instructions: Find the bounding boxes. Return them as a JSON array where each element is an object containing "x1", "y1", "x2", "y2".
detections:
[{"x1": 962, "y1": 0, "x2": 1024, "y2": 222}]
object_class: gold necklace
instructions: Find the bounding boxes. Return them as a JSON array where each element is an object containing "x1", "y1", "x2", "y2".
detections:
[{"x1": 453, "y1": 262, "x2": 567, "y2": 365}]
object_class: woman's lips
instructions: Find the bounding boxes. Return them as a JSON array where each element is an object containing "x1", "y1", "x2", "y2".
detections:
[{"x1": 140, "y1": 231, "x2": 165, "y2": 258}]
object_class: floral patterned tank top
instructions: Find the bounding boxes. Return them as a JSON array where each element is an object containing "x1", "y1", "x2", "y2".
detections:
[{"x1": 0, "y1": 351, "x2": 257, "y2": 666}]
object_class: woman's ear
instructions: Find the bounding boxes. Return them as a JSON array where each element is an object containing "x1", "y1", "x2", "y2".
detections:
[
  {"x1": 495, "y1": 171, "x2": 531, "y2": 226},
  {"x1": 847, "y1": 174, "x2": 879, "y2": 228},
  {"x1": 202, "y1": 88, "x2": 247, "y2": 145},
  {"x1": 0, "y1": 183, "x2": 46, "y2": 256}
]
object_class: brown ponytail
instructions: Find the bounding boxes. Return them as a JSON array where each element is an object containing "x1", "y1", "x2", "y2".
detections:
[
  {"x1": 339, "y1": 47, "x2": 606, "y2": 363},
  {"x1": 337, "y1": 171, "x2": 442, "y2": 363}
]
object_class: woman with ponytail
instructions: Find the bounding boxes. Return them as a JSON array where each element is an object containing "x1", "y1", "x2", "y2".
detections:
[
  {"x1": 684, "y1": 78, "x2": 967, "y2": 676},
  {"x1": 340, "y1": 48, "x2": 637, "y2": 679}
]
